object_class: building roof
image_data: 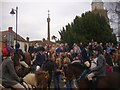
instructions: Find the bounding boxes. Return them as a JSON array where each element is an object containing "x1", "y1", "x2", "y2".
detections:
[
  {"x1": 29, "y1": 40, "x2": 55, "y2": 47},
  {"x1": 1, "y1": 27, "x2": 27, "y2": 42}
]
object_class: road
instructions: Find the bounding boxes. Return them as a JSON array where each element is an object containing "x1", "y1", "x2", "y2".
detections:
[{"x1": 50, "y1": 77, "x2": 78, "y2": 90}]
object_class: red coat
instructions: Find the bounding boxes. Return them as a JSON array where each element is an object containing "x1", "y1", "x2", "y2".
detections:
[{"x1": 2, "y1": 45, "x2": 8, "y2": 56}]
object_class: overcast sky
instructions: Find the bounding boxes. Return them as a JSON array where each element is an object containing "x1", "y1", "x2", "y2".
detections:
[{"x1": 0, "y1": 0, "x2": 118, "y2": 41}]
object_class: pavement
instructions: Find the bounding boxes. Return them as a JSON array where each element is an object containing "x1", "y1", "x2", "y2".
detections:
[{"x1": 50, "y1": 77, "x2": 78, "y2": 90}]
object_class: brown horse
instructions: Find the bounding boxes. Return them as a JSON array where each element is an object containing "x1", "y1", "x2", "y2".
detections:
[
  {"x1": 12, "y1": 51, "x2": 31, "y2": 78},
  {"x1": 111, "y1": 52, "x2": 120, "y2": 66},
  {"x1": 65, "y1": 62, "x2": 120, "y2": 89},
  {"x1": 35, "y1": 70, "x2": 49, "y2": 89},
  {"x1": 111, "y1": 52, "x2": 120, "y2": 72},
  {"x1": 24, "y1": 51, "x2": 31, "y2": 67}
]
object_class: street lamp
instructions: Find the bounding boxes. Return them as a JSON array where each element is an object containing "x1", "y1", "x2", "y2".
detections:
[{"x1": 10, "y1": 6, "x2": 18, "y2": 44}]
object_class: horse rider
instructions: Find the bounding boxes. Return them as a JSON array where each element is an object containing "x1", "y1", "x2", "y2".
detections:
[
  {"x1": 86, "y1": 45, "x2": 106, "y2": 87},
  {"x1": 14, "y1": 42, "x2": 29, "y2": 68},
  {"x1": 0, "y1": 45, "x2": 25, "y2": 90}
]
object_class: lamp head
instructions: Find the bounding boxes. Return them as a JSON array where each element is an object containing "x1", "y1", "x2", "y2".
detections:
[{"x1": 10, "y1": 9, "x2": 15, "y2": 14}]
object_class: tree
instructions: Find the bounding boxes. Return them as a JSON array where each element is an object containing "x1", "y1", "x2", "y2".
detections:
[
  {"x1": 105, "y1": 1, "x2": 120, "y2": 42},
  {"x1": 59, "y1": 11, "x2": 116, "y2": 46},
  {"x1": 52, "y1": 35, "x2": 57, "y2": 42}
]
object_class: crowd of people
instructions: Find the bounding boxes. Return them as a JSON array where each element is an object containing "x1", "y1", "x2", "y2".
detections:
[
  {"x1": 0, "y1": 41, "x2": 119, "y2": 89},
  {"x1": 28, "y1": 41, "x2": 118, "y2": 89}
]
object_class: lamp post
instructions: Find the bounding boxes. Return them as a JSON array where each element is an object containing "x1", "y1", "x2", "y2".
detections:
[{"x1": 10, "y1": 6, "x2": 18, "y2": 44}]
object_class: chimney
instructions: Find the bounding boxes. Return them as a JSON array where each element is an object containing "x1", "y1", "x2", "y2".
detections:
[
  {"x1": 8, "y1": 27, "x2": 13, "y2": 32},
  {"x1": 26, "y1": 37, "x2": 29, "y2": 42}
]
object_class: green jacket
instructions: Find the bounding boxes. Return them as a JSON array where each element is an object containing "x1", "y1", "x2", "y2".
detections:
[{"x1": 0, "y1": 57, "x2": 20, "y2": 87}]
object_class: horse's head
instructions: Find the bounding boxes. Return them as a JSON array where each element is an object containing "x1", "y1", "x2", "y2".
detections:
[
  {"x1": 35, "y1": 71, "x2": 49, "y2": 80},
  {"x1": 24, "y1": 52, "x2": 31, "y2": 66},
  {"x1": 12, "y1": 52, "x2": 21, "y2": 66},
  {"x1": 12, "y1": 51, "x2": 31, "y2": 77},
  {"x1": 70, "y1": 62, "x2": 87, "y2": 71},
  {"x1": 35, "y1": 71, "x2": 49, "y2": 88},
  {"x1": 65, "y1": 62, "x2": 87, "y2": 82}
]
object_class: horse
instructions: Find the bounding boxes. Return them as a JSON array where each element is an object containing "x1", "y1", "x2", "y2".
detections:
[
  {"x1": 111, "y1": 52, "x2": 120, "y2": 72},
  {"x1": 65, "y1": 62, "x2": 120, "y2": 89},
  {"x1": 24, "y1": 51, "x2": 31, "y2": 67},
  {"x1": 111, "y1": 52, "x2": 120, "y2": 66},
  {"x1": 12, "y1": 51, "x2": 31, "y2": 78},
  {"x1": 23, "y1": 70, "x2": 49, "y2": 89}
]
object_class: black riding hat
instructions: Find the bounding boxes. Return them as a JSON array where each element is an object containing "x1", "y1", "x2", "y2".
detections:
[{"x1": 94, "y1": 46, "x2": 103, "y2": 53}]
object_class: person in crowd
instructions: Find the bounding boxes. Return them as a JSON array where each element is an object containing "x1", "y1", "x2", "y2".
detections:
[
  {"x1": 64, "y1": 43, "x2": 70, "y2": 52},
  {"x1": 53, "y1": 57, "x2": 63, "y2": 90},
  {"x1": 87, "y1": 43, "x2": 94, "y2": 57},
  {"x1": 28, "y1": 43, "x2": 34, "y2": 55},
  {"x1": 32, "y1": 46, "x2": 46, "y2": 72},
  {"x1": 118, "y1": 42, "x2": 120, "y2": 53},
  {"x1": 104, "y1": 50, "x2": 113, "y2": 74},
  {"x1": 42, "y1": 51, "x2": 56, "y2": 90},
  {"x1": 14, "y1": 42, "x2": 25, "y2": 59},
  {"x1": 0, "y1": 45, "x2": 25, "y2": 90}
]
